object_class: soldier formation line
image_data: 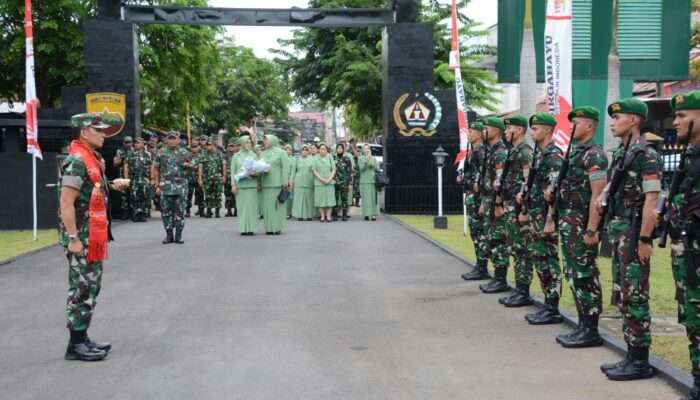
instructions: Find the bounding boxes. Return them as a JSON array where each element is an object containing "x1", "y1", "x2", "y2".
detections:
[{"x1": 56, "y1": 92, "x2": 700, "y2": 399}]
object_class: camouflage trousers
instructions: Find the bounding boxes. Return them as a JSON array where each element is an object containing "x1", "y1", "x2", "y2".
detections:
[
  {"x1": 161, "y1": 194, "x2": 186, "y2": 232},
  {"x1": 529, "y1": 214, "x2": 562, "y2": 303},
  {"x1": 224, "y1": 181, "x2": 236, "y2": 209},
  {"x1": 467, "y1": 195, "x2": 489, "y2": 264},
  {"x1": 203, "y1": 178, "x2": 223, "y2": 208},
  {"x1": 672, "y1": 238, "x2": 700, "y2": 368},
  {"x1": 120, "y1": 187, "x2": 131, "y2": 217},
  {"x1": 65, "y1": 250, "x2": 103, "y2": 332},
  {"x1": 129, "y1": 178, "x2": 151, "y2": 218},
  {"x1": 506, "y1": 204, "x2": 534, "y2": 288},
  {"x1": 335, "y1": 183, "x2": 350, "y2": 209},
  {"x1": 488, "y1": 207, "x2": 510, "y2": 275},
  {"x1": 559, "y1": 212, "x2": 602, "y2": 317},
  {"x1": 610, "y1": 219, "x2": 651, "y2": 348},
  {"x1": 353, "y1": 175, "x2": 360, "y2": 202}
]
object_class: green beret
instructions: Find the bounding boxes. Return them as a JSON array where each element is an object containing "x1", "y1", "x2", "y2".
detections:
[
  {"x1": 469, "y1": 121, "x2": 485, "y2": 131},
  {"x1": 529, "y1": 112, "x2": 557, "y2": 127},
  {"x1": 607, "y1": 98, "x2": 648, "y2": 119},
  {"x1": 503, "y1": 114, "x2": 528, "y2": 128},
  {"x1": 568, "y1": 106, "x2": 600, "y2": 122},
  {"x1": 482, "y1": 116, "x2": 505, "y2": 131},
  {"x1": 671, "y1": 91, "x2": 700, "y2": 111},
  {"x1": 70, "y1": 113, "x2": 111, "y2": 129}
]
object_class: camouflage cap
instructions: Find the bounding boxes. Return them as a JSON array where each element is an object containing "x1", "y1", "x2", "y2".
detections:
[
  {"x1": 503, "y1": 114, "x2": 528, "y2": 128},
  {"x1": 123, "y1": 135, "x2": 133, "y2": 142},
  {"x1": 70, "y1": 112, "x2": 111, "y2": 129},
  {"x1": 568, "y1": 105, "x2": 600, "y2": 122},
  {"x1": 166, "y1": 131, "x2": 179, "y2": 138},
  {"x1": 671, "y1": 91, "x2": 700, "y2": 111},
  {"x1": 529, "y1": 112, "x2": 557, "y2": 127},
  {"x1": 607, "y1": 98, "x2": 648, "y2": 119},
  {"x1": 198, "y1": 134, "x2": 208, "y2": 141},
  {"x1": 482, "y1": 116, "x2": 505, "y2": 131}
]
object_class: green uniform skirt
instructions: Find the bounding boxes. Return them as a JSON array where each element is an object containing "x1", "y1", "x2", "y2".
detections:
[
  {"x1": 236, "y1": 188, "x2": 259, "y2": 234},
  {"x1": 262, "y1": 187, "x2": 287, "y2": 233},
  {"x1": 292, "y1": 187, "x2": 315, "y2": 219},
  {"x1": 314, "y1": 184, "x2": 336, "y2": 208},
  {"x1": 360, "y1": 183, "x2": 378, "y2": 217}
]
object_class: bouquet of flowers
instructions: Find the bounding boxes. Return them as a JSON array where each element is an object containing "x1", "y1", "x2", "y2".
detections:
[{"x1": 234, "y1": 158, "x2": 270, "y2": 182}]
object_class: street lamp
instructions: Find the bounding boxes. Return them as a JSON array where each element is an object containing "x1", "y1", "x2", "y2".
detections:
[{"x1": 432, "y1": 146, "x2": 448, "y2": 229}]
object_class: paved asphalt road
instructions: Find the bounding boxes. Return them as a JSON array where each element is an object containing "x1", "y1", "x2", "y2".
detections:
[{"x1": 0, "y1": 213, "x2": 680, "y2": 400}]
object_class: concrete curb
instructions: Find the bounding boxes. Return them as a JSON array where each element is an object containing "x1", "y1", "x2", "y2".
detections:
[
  {"x1": 386, "y1": 213, "x2": 693, "y2": 393},
  {"x1": 0, "y1": 242, "x2": 59, "y2": 266}
]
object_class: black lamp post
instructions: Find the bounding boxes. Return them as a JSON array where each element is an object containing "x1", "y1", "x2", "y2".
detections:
[{"x1": 432, "y1": 146, "x2": 448, "y2": 229}]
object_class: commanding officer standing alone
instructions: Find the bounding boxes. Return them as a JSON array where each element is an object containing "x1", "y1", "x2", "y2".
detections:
[
  {"x1": 199, "y1": 138, "x2": 226, "y2": 218},
  {"x1": 154, "y1": 131, "x2": 191, "y2": 244},
  {"x1": 597, "y1": 98, "x2": 660, "y2": 381},
  {"x1": 124, "y1": 137, "x2": 152, "y2": 222}
]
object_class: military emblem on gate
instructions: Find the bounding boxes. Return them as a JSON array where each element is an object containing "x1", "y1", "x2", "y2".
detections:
[
  {"x1": 393, "y1": 92, "x2": 442, "y2": 137},
  {"x1": 86, "y1": 92, "x2": 126, "y2": 138}
]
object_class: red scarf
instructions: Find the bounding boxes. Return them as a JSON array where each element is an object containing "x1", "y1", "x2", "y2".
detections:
[{"x1": 69, "y1": 140, "x2": 109, "y2": 262}]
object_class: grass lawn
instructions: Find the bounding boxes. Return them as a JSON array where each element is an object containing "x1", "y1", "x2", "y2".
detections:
[
  {"x1": 0, "y1": 230, "x2": 58, "y2": 263},
  {"x1": 395, "y1": 214, "x2": 690, "y2": 372}
]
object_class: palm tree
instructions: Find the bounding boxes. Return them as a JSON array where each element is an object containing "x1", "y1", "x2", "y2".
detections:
[
  {"x1": 520, "y1": 0, "x2": 537, "y2": 138},
  {"x1": 604, "y1": 0, "x2": 621, "y2": 155}
]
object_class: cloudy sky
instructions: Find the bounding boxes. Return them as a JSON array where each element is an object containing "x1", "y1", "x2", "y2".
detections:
[{"x1": 207, "y1": 0, "x2": 498, "y2": 59}]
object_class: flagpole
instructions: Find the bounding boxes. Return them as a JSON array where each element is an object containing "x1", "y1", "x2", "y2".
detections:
[{"x1": 32, "y1": 154, "x2": 37, "y2": 240}]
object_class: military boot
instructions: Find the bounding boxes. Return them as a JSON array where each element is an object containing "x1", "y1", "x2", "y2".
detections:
[
  {"x1": 525, "y1": 297, "x2": 564, "y2": 325},
  {"x1": 65, "y1": 330, "x2": 106, "y2": 361},
  {"x1": 186, "y1": 208, "x2": 191, "y2": 218},
  {"x1": 233, "y1": 208, "x2": 238, "y2": 217},
  {"x1": 225, "y1": 208, "x2": 233, "y2": 217},
  {"x1": 86, "y1": 336, "x2": 112, "y2": 353},
  {"x1": 503, "y1": 283, "x2": 534, "y2": 307},
  {"x1": 600, "y1": 352, "x2": 632, "y2": 373},
  {"x1": 604, "y1": 346, "x2": 657, "y2": 381},
  {"x1": 162, "y1": 229, "x2": 174, "y2": 244},
  {"x1": 680, "y1": 369, "x2": 700, "y2": 400},
  {"x1": 558, "y1": 314, "x2": 603, "y2": 348},
  {"x1": 461, "y1": 260, "x2": 491, "y2": 281},
  {"x1": 215, "y1": 208, "x2": 221, "y2": 218},
  {"x1": 205, "y1": 208, "x2": 212, "y2": 218},
  {"x1": 342, "y1": 208, "x2": 348, "y2": 221},
  {"x1": 479, "y1": 266, "x2": 510, "y2": 294},
  {"x1": 197, "y1": 207, "x2": 204, "y2": 217},
  {"x1": 174, "y1": 229, "x2": 184, "y2": 244}
]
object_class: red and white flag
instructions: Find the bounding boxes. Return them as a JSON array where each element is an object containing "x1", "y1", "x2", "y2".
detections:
[
  {"x1": 544, "y1": 0, "x2": 573, "y2": 151},
  {"x1": 449, "y1": 0, "x2": 470, "y2": 170},
  {"x1": 25, "y1": 0, "x2": 42, "y2": 160}
]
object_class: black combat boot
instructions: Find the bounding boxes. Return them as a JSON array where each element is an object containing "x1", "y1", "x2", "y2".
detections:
[
  {"x1": 205, "y1": 208, "x2": 212, "y2": 218},
  {"x1": 600, "y1": 351, "x2": 632, "y2": 373},
  {"x1": 558, "y1": 314, "x2": 603, "y2": 348},
  {"x1": 681, "y1": 369, "x2": 700, "y2": 400},
  {"x1": 215, "y1": 208, "x2": 221, "y2": 218},
  {"x1": 186, "y1": 208, "x2": 191, "y2": 218},
  {"x1": 525, "y1": 297, "x2": 564, "y2": 325},
  {"x1": 225, "y1": 208, "x2": 233, "y2": 217},
  {"x1": 86, "y1": 336, "x2": 112, "y2": 353},
  {"x1": 197, "y1": 207, "x2": 204, "y2": 217},
  {"x1": 503, "y1": 283, "x2": 534, "y2": 307},
  {"x1": 65, "y1": 330, "x2": 106, "y2": 361},
  {"x1": 233, "y1": 208, "x2": 238, "y2": 217},
  {"x1": 462, "y1": 259, "x2": 491, "y2": 281},
  {"x1": 342, "y1": 208, "x2": 348, "y2": 221},
  {"x1": 174, "y1": 229, "x2": 184, "y2": 244},
  {"x1": 162, "y1": 229, "x2": 174, "y2": 244},
  {"x1": 605, "y1": 346, "x2": 657, "y2": 381},
  {"x1": 479, "y1": 266, "x2": 510, "y2": 294}
]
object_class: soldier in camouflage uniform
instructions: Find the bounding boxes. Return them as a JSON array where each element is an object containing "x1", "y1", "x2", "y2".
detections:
[
  {"x1": 59, "y1": 113, "x2": 128, "y2": 361},
  {"x1": 113, "y1": 136, "x2": 133, "y2": 220},
  {"x1": 124, "y1": 137, "x2": 152, "y2": 222},
  {"x1": 194, "y1": 135, "x2": 209, "y2": 216},
  {"x1": 522, "y1": 113, "x2": 564, "y2": 325},
  {"x1": 554, "y1": 106, "x2": 607, "y2": 348},
  {"x1": 597, "y1": 98, "x2": 660, "y2": 381},
  {"x1": 349, "y1": 138, "x2": 362, "y2": 207},
  {"x1": 154, "y1": 131, "x2": 191, "y2": 244},
  {"x1": 461, "y1": 121, "x2": 492, "y2": 281},
  {"x1": 478, "y1": 116, "x2": 511, "y2": 294},
  {"x1": 668, "y1": 91, "x2": 700, "y2": 400},
  {"x1": 498, "y1": 115, "x2": 534, "y2": 307},
  {"x1": 224, "y1": 141, "x2": 239, "y2": 217},
  {"x1": 199, "y1": 138, "x2": 226, "y2": 218},
  {"x1": 334, "y1": 143, "x2": 354, "y2": 221},
  {"x1": 185, "y1": 143, "x2": 201, "y2": 218},
  {"x1": 147, "y1": 135, "x2": 161, "y2": 214}
]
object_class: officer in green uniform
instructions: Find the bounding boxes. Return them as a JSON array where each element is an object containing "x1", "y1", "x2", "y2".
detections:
[
  {"x1": 199, "y1": 138, "x2": 226, "y2": 218},
  {"x1": 668, "y1": 91, "x2": 700, "y2": 400},
  {"x1": 523, "y1": 113, "x2": 564, "y2": 325},
  {"x1": 499, "y1": 115, "x2": 534, "y2": 307},
  {"x1": 185, "y1": 143, "x2": 201, "y2": 218},
  {"x1": 59, "y1": 113, "x2": 129, "y2": 361},
  {"x1": 597, "y1": 98, "x2": 660, "y2": 381},
  {"x1": 124, "y1": 137, "x2": 152, "y2": 222},
  {"x1": 555, "y1": 106, "x2": 607, "y2": 348},
  {"x1": 224, "y1": 141, "x2": 239, "y2": 217},
  {"x1": 154, "y1": 131, "x2": 191, "y2": 244},
  {"x1": 461, "y1": 120, "x2": 492, "y2": 281},
  {"x1": 479, "y1": 116, "x2": 511, "y2": 294},
  {"x1": 113, "y1": 136, "x2": 133, "y2": 220}
]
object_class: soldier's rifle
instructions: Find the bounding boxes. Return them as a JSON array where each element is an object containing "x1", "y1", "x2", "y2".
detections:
[
  {"x1": 517, "y1": 143, "x2": 538, "y2": 217},
  {"x1": 596, "y1": 131, "x2": 634, "y2": 231},
  {"x1": 489, "y1": 131, "x2": 513, "y2": 221},
  {"x1": 657, "y1": 121, "x2": 693, "y2": 248},
  {"x1": 550, "y1": 124, "x2": 577, "y2": 224}
]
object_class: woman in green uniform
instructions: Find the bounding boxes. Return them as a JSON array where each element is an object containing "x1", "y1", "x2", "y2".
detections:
[
  {"x1": 309, "y1": 143, "x2": 320, "y2": 219},
  {"x1": 291, "y1": 145, "x2": 315, "y2": 221},
  {"x1": 313, "y1": 143, "x2": 336, "y2": 222},
  {"x1": 358, "y1": 144, "x2": 378, "y2": 220},
  {"x1": 255, "y1": 144, "x2": 264, "y2": 219},
  {"x1": 284, "y1": 144, "x2": 295, "y2": 218},
  {"x1": 260, "y1": 135, "x2": 290, "y2": 234},
  {"x1": 230, "y1": 136, "x2": 259, "y2": 235}
]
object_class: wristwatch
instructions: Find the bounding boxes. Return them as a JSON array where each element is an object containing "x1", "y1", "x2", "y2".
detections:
[
  {"x1": 639, "y1": 236, "x2": 653, "y2": 245},
  {"x1": 584, "y1": 229, "x2": 597, "y2": 237},
  {"x1": 68, "y1": 233, "x2": 79, "y2": 242}
]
